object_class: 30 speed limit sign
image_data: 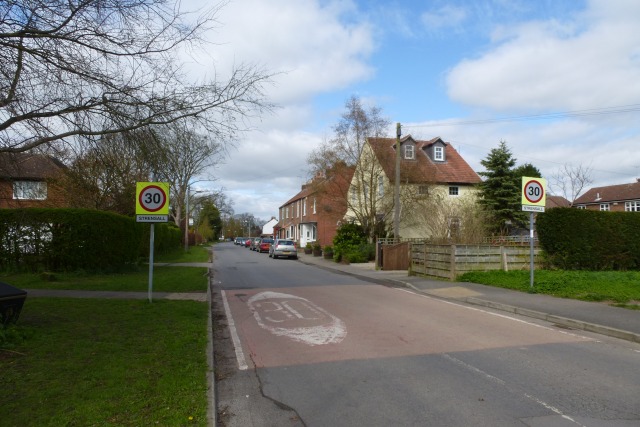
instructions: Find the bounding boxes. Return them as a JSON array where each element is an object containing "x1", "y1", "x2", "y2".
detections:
[
  {"x1": 521, "y1": 177, "x2": 546, "y2": 211},
  {"x1": 136, "y1": 182, "x2": 170, "y2": 217}
]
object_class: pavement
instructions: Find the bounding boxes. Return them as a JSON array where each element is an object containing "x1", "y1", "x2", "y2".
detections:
[{"x1": 297, "y1": 252, "x2": 640, "y2": 344}]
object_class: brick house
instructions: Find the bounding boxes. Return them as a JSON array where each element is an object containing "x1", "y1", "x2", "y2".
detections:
[
  {"x1": 275, "y1": 164, "x2": 354, "y2": 248},
  {"x1": 573, "y1": 180, "x2": 640, "y2": 212},
  {"x1": 0, "y1": 153, "x2": 68, "y2": 208}
]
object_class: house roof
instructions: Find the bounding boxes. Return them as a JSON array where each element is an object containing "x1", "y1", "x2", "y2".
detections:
[
  {"x1": 0, "y1": 153, "x2": 66, "y2": 180},
  {"x1": 546, "y1": 195, "x2": 571, "y2": 209},
  {"x1": 367, "y1": 135, "x2": 481, "y2": 185},
  {"x1": 574, "y1": 180, "x2": 640, "y2": 204},
  {"x1": 280, "y1": 164, "x2": 355, "y2": 208}
]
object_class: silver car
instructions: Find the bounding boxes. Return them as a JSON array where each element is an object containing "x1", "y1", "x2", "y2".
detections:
[{"x1": 269, "y1": 239, "x2": 298, "y2": 259}]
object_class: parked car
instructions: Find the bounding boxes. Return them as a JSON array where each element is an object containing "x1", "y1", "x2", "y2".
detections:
[
  {"x1": 257, "y1": 238, "x2": 274, "y2": 253},
  {"x1": 250, "y1": 237, "x2": 262, "y2": 251},
  {"x1": 245, "y1": 238, "x2": 252, "y2": 247},
  {"x1": 234, "y1": 237, "x2": 245, "y2": 245},
  {"x1": 269, "y1": 239, "x2": 297, "y2": 259}
]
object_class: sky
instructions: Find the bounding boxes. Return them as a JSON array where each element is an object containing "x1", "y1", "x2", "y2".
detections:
[{"x1": 182, "y1": 0, "x2": 640, "y2": 222}]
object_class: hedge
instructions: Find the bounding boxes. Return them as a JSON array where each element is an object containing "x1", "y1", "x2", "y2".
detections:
[
  {"x1": 536, "y1": 208, "x2": 640, "y2": 270},
  {"x1": 0, "y1": 208, "x2": 181, "y2": 272}
]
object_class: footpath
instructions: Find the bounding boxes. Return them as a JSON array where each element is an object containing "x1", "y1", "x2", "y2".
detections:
[{"x1": 298, "y1": 252, "x2": 640, "y2": 344}]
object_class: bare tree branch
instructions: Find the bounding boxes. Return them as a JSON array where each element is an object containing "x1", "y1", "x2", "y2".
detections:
[{"x1": 0, "y1": 0, "x2": 273, "y2": 153}]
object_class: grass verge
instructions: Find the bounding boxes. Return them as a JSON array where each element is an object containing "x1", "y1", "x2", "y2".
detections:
[
  {"x1": 458, "y1": 270, "x2": 640, "y2": 307},
  {"x1": 0, "y1": 266, "x2": 208, "y2": 292},
  {"x1": 1, "y1": 298, "x2": 209, "y2": 426},
  {"x1": 154, "y1": 245, "x2": 212, "y2": 263}
]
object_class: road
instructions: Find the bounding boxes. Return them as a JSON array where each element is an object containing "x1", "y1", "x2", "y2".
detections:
[{"x1": 211, "y1": 242, "x2": 640, "y2": 427}]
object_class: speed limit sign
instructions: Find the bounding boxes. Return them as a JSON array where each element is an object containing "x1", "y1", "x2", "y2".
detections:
[
  {"x1": 136, "y1": 182, "x2": 170, "y2": 218},
  {"x1": 521, "y1": 177, "x2": 546, "y2": 211}
]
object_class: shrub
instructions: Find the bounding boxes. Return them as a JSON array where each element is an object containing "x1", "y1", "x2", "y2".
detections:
[
  {"x1": 536, "y1": 208, "x2": 640, "y2": 270},
  {"x1": 333, "y1": 223, "x2": 368, "y2": 263},
  {"x1": 0, "y1": 208, "x2": 181, "y2": 272}
]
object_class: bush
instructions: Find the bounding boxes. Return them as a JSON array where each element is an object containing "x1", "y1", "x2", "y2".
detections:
[
  {"x1": 0, "y1": 208, "x2": 181, "y2": 272},
  {"x1": 536, "y1": 208, "x2": 640, "y2": 270},
  {"x1": 333, "y1": 223, "x2": 368, "y2": 263}
]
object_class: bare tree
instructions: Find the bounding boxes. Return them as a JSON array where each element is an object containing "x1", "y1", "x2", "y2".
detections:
[
  {"x1": 0, "y1": 0, "x2": 272, "y2": 153},
  {"x1": 550, "y1": 163, "x2": 594, "y2": 206},
  {"x1": 61, "y1": 133, "x2": 151, "y2": 214},
  {"x1": 142, "y1": 122, "x2": 224, "y2": 228},
  {"x1": 307, "y1": 95, "x2": 390, "y2": 240}
]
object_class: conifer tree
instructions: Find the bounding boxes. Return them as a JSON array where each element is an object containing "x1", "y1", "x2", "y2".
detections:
[{"x1": 478, "y1": 141, "x2": 524, "y2": 234}]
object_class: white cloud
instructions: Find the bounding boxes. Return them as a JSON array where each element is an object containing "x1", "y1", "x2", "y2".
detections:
[
  {"x1": 446, "y1": 0, "x2": 640, "y2": 112},
  {"x1": 187, "y1": 0, "x2": 375, "y2": 104}
]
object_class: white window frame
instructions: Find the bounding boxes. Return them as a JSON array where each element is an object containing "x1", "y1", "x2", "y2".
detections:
[
  {"x1": 313, "y1": 197, "x2": 316, "y2": 214},
  {"x1": 303, "y1": 198, "x2": 307, "y2": 216},
  {"x1": 600, "y1": 203, "x2": 610, "y2": 211},
  {"x1": 577, "y1": 205, "x2": 586, "y2": 210},
  {"x1": 418, "y1": 185, "x2": 429, "y2": 195},
  {"x1": 13, "y1": 181, "x2": 47, "y2": 200},
  {"x1": 364, "y1": 183, "x2": 370, "y2": 203},
  {"x1": 404, "y1": 144, "x2": 415, "y2": 159},
  {"x1": 625, "y1": 201, "x2": 640, "y2": 212},
  {"x1": 449, "y1": 186, "x2": 459, "y2": 196},
  {"x1": 377, "y1": 176, "x2": 384, "y2": 197},
  {"x1": 434, "y1": 146, "x2": 444, "y2": 161}
]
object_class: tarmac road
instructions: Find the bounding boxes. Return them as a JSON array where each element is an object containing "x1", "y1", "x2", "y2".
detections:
[{"x1": 212, "y1": 242, "x2": 640, "y2": 427}]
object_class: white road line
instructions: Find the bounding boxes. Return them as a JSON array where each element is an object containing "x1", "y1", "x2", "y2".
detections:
[
  {"x1": 443, "y1": 354, "x2": 589, "y2": 427},
  {"x1": 395, "y1": 288, "x2": 598, "y2": 342},
  {"x1": 221, "y1": 290, "x2": 248, "y2": 370}
]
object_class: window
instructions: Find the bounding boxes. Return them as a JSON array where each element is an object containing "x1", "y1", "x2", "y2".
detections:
[
  {"x1": 449, "y1": 186, "x2": 459, "y2": 196},
  {"x1": 303, "y1": 199, "x2": 307, "y2": 216},
  {"x1": 625, "y1": 201, "x2": 640, "y2": 212},
  {"x1": 577, "y1": 205, "x2": 586, "y2": 210},
  {"x1": 364, "y1": 183, "x2": 370, "y2": 203},
  {"x1": 418, "y1": 185, "x2": 429, "y2": 195},
  {"x1": 600, "y1": 203, "x2": 610, "y2": 211},
  {"x1": 377, "y1": 176, "x2": 384, "y2": 197},
  {"x1": 286, "y1": 207, "x2": 289, "y2": 218},
  {"x1": 434, "y1": 146, "x2": 444, "y2": 161},
  {"x1": 296, "y1": 201, "x2": 299, "y2": 217},
  {"x1": 313, "y1": 197, "x2": 316, "y2": 214},
  {"x1": 404, "y1": 144, "x2": 415, "y2": 159},
  {"x1": 13, "y1": 181, "x2": 47, "y2": 200}
]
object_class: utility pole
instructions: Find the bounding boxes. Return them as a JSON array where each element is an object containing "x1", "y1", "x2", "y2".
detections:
[{"x1": 393, "y1": 122, "x2": 402, "y2": 240}]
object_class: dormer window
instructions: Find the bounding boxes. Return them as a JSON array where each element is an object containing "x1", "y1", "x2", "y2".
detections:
[
  {"x1": 434, "y1": 146, "x2": 444, "y2": 161},
  {"x1": 404, "y1": 144, "x2": 415, "y2": 159}
]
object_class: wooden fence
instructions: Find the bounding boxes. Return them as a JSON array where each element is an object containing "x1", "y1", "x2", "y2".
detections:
[{"x1": 410, "y1": 243, "x2": 542, "y2": 280}]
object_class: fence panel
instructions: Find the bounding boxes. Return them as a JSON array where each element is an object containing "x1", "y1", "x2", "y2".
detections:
[{"x1": 410, "y1": 243, "x2": 542, "y2": 279}]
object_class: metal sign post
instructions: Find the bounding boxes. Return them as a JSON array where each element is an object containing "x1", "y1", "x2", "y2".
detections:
[
  {"x1": 521, "y1": 177, "x2": 547, "y2": 292},
  {"x1": 136, "y1": 182, "x2": 170, "y2": 302}
]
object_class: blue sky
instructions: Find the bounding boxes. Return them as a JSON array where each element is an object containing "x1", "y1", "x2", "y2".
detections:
[{"x1": 184, "y1": 0, "x2": 640, "y2": 221}]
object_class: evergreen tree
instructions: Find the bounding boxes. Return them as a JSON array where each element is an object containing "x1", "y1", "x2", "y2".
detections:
[{"x1": 478, "y1": 141, "x2": 525, "y2": 234}]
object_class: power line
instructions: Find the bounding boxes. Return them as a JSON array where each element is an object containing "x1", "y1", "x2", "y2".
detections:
[{"x1": 403, "y1": 103, "x2": 640, "y2": 129}]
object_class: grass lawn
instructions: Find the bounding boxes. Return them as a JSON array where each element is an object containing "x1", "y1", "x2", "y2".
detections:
[
  {"x1": 458, "y1": 270, "x2": 640, "y2": 308},
  {"x1": 0, "y1": 248, "x2": 213, "y2": 426},
  {"x1": 1, "y1": 298, "x2": 210, "y2": 426}
]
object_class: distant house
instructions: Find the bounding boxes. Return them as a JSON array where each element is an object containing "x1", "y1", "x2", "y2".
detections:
[
  {"x1": 546, "y1": 195, "x2": 571, "y2": 209},
  {"x1": 348, "y1": 135, "x2": 482, "y2": 239},
  {"x1": 261, "y1": 217, "x2": 278, "y2": 237},
  {"x1": 573, "y1": 180, "x2": 640, "y2": 212},
  {"x1": 0, "y1": 153, "x2": 67, "y2": 208},
  {"x1": 276, "y1": 164, "x2": 354, "y2": 248}
]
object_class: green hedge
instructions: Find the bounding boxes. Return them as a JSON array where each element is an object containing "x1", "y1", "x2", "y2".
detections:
[
  {"x1": 536, "y1": 208, "x2": 640, "y2": 270},
  {"x1": 0, "y1": 209, "x2": 181, "y2": 272}
]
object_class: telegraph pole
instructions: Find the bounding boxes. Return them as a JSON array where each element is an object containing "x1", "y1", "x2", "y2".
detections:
[{"x1": 393, "y1": 122, "x2": 401, "y2": 240}]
